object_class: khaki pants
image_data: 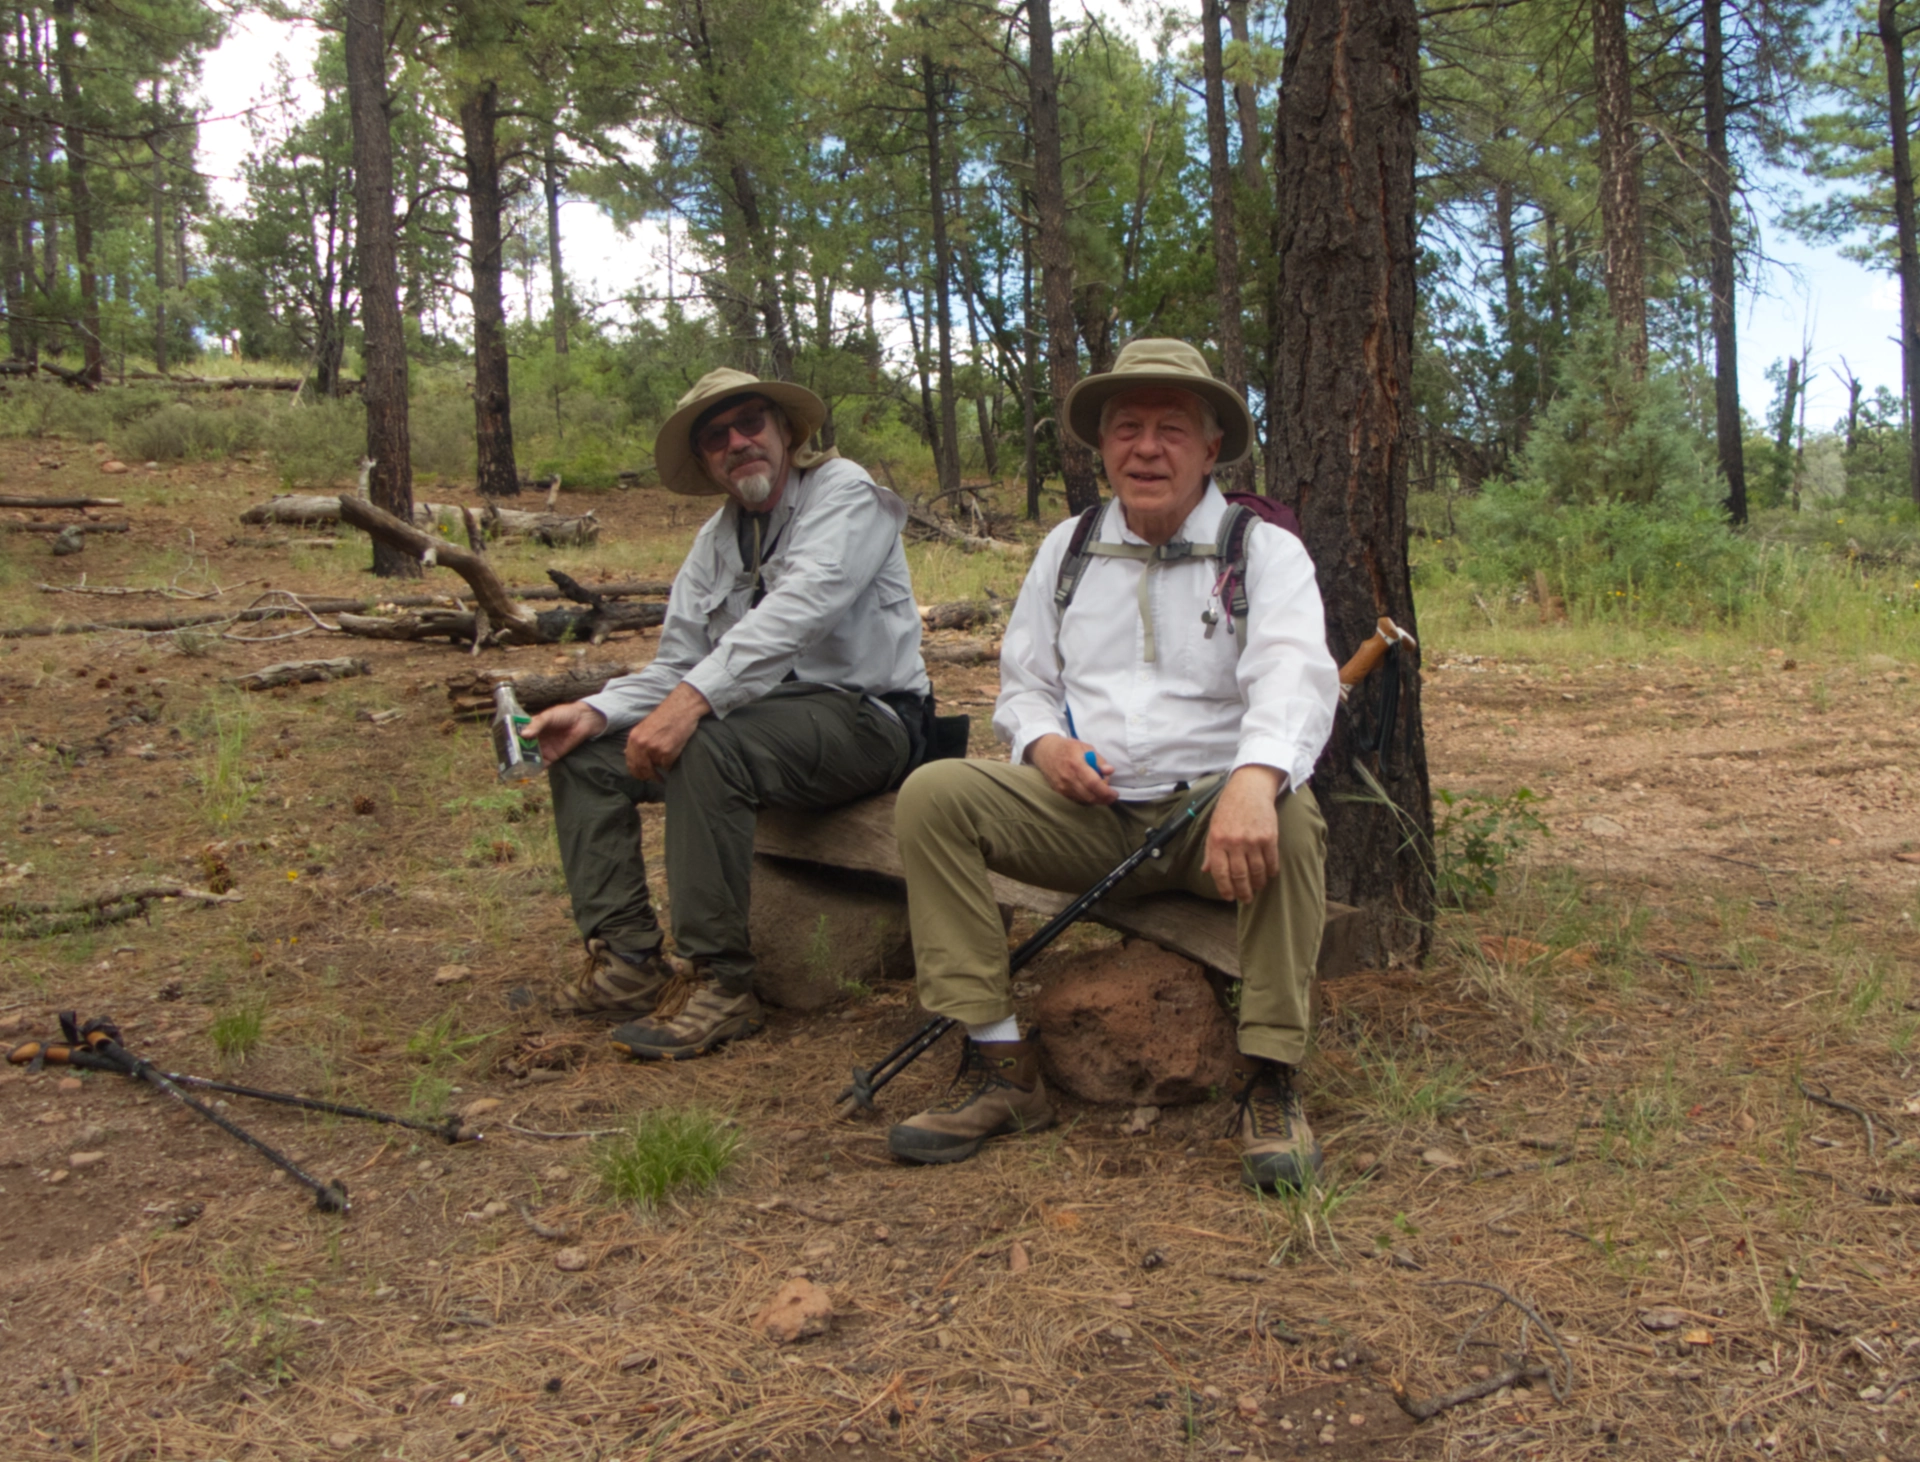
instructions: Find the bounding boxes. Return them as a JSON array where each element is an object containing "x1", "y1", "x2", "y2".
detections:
[
  {"x1": 894, "y1": 761, "x2": 1326, "y2": 1066},
  {"x1": 547, "y1": 684, "x2": 911, "y2": 994}
]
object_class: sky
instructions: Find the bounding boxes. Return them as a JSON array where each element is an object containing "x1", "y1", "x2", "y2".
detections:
[{"x1": 191, "y1": 7, "x2": 1903, "y2": 437}]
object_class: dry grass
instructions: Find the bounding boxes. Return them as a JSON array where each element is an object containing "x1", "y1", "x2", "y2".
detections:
[{"x1": 1, "y1": 440, "x2": 1918, "y2": 1460}]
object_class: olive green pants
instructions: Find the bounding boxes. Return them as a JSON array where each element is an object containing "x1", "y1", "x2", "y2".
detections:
[
  {"x1": 547, "y1": 684, "x2": 911, "y2": 994},
  {"x1": 894, "y1": 761, "x2": 1327, "y2": 1066}
]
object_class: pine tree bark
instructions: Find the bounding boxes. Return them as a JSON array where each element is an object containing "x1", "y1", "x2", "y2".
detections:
[
  {"x1": 1026, "y1": 0, "x2": 1099, "y2": 514},
  {"x1": 52, "y1": 0, "x2": 101, "y2": 384},
  {"x1": 460, "y1": 80, "x2": 520, "y2": 498},
  {"x1": 1202, "y1": 0, "x2": 1254, "y2": 493},
  {"x1": 1880, "y1": 0, "x2": 1920, "y2": 507},
  {"x1": 344, "y1": 0, "x2": 419, "y2": 578},
  {"x1": 544, "y1": 144, "x2": 569, "y2": 355},
  {"x1": 923, "y1": 54, "x2": 962, "y2": 500},
  {"x1": 149, "y1": 82, "x2": 167, "y2": 374},
  {"x1": 1592, "y1": 0, "x2": 1647, "y2": 374},
  {"x1": 1703, "y1": 0, "x2": 1748, "y2": 523},
  {"x1": 1271, "y1": 0, "x2": 1431, "y2": 961},
  {"x1": 1227, "y1": 0, "x2": 1264, "y2": 193}
]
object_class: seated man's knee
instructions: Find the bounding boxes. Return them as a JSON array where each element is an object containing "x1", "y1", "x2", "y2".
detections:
[
  {"x1": 896, "y1": 759, "x2": 988, "y2": 846},
  {"x1": 1274, "y1": 789, "x2": 1327, "y2": 865}
]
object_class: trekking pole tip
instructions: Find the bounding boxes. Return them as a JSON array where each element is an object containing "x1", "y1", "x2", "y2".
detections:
[{"x1": 314, "y1": 1180, "x2": 351, "y2": 1215}]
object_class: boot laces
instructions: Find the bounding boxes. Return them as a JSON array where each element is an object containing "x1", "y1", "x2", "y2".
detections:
[
  {"x1": 934, "y1": 1040, "x2": 1011, "y2": 1113},
  {"x1": 649, "y1": 967, "x2": 700, "y2": 1021},
  {"x1": 1228, "y1": 1062, "x2": 1295, "y2": 1141}
]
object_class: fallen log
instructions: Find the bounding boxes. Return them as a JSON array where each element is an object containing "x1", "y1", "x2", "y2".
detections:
[
  {"x1": 227, "y1": 657, "x2": 371, "y2": 691},
  {"x1": 922, "y1": 640, "x2": 997, "y2": 665},
  {"x1": 239, "y1": 495, "x2": 462, "y2": 527},
  {"x1": 0, "y1": 494, "x2": 124, "y2": 509},
  {"x1": 335, "y1": 600, "x2": 663, "y2": 645},
  {"x1": 0, "y1": 579, "x2": 672, "y2": 640},
  {"x1": 445, "y1": 662, "x2": 634, "y2": 717},
  {"x1": 481, "y1": 502, "x2": 599, "y2": 547},
  {"x1": 1, "y1": 880, "x2": 242, "y2": 937},
  {"x1": 903, "y1": 500, "x2": 1012, "y2": 552},
  {"x1": 920, "y1": 600, "x2": 997, "y2": 632},
  {"x1": 3, "y1": 520, "x2": 130, "y2": 534}
]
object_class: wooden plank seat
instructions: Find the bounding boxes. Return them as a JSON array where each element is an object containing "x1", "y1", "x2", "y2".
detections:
[{"x1": 755, "y1": 792, "x2": 1364, "y2": 981}]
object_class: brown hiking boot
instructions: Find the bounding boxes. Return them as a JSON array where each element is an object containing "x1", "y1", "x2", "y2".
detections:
[
  {"x1": 607, "y1": 974, "x2": 764, "y2": 1060},
  {"x1": 546, "y1": 939, "x2": 684, "y2": 1018},
  {"x1": 888, "y1": 1038, "x2": 1054, "y2": 1165},
  {"x1": 1231, "y1": 1059, "x2": 1321, "y2": 1192}
]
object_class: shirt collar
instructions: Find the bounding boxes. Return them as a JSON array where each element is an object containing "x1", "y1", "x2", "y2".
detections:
[{"x1": 1111, "y1": 480, "x2": 1227, "y2": 546}]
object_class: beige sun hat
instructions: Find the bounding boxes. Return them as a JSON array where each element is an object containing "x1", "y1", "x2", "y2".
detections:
[
  {"x1": 653, "y1": 368, "x2": 833, "y2": 496},
  {"x1": 1063, "y1": 338, "x2": 1254, "y2": 466}
]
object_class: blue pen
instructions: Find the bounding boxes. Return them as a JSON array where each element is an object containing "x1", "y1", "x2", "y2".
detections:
[{"x1": 1064, "y1": 704, "x2": 1101, "y2": 774}]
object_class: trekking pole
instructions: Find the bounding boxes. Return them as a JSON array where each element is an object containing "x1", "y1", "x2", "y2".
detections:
[
  {"x1": 52, "y1": 1014, "x2": 350, "y2": 1213},
  {"x1": 836, "y1": 776, "x2": 1227, "y2": 1119},
  {"x1": 10, "y1": 1037, "x2": 471, "y2": 1143}
]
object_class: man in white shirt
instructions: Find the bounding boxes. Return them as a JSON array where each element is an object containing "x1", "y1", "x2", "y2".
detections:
[
  {"x1": 889, "y1": 339, "x2": 1339, "y2": 1190},
  {"x1": 526, "y1": 368, "x2": 931, "y2": 1060}
]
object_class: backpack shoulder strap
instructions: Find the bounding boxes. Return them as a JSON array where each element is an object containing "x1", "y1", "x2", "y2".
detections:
[
  {"x1": 1052, "y1": 499, "x2": 1111, "y2": 615},
  {"x1": 1213, "y1": 503, "x2": 1258, "y2": 651}
]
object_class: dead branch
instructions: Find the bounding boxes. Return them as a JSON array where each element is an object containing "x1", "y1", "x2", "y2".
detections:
[
  {"x1": 512, "y1": 1198, "x2": 576, "y2": 1239},
  {"x1": 0, "y1": 494, "x2": 123, "y2": 508},
  {"x1": 1393, "y1": 1361, "x2": 1551, "y2": 1422},
  {"x1": 4, "y1": 520, "x2": 130, "y2": 534},
  {"x1": 445, "y1": 662, "x2": 633, "y2": 718},
  {"x1": 1, "y1": 881, "x2": 241, "y2": 937},
  {"x1": 1798, "y1": 1078, "x2": 1886, "y2": 1159},
  {"x1": 240, "y1": 495, "x2": 461, "y2": 527},
  {"x1": 902, "y1": 500, "x2": 1011, "y2": 552},
  {"x1": 1418, "y1": 1279, "x2": 1574, "y2": 1402},
  {"x1": 480, "y1": 501, "x2": 599, "y2": 547},
  {"x1": 0, "y1": 580, "x2": 671, "y2": 640},
  {"x1": 225, "y1": 658, "x2": 370, "y2": 691},
  {"x1": 336, "y1": 495, "x2": 542, "y2": 643}
]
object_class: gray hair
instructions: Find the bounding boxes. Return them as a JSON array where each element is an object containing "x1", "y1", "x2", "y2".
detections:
[{"x1": 1097, "y1": 389, "x2": 1222, "y2": 444}]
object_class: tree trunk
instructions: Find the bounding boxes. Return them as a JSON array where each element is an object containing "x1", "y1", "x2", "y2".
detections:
[
  {"x1": 923, "y1": 54, "x2": 962, "y2": 500},
  {"x1": 1591, "y1": 0, "x2": 1647, "y2": 374},
  {"x1": 1227, "y1": 0, "x2": 1265, "y2": 194},
  {"x1": 1021, "y1": 206, "x2": 1042, "y2": 519},
  {"x1": 1271, "y1": 0, "x2": 1430, "y2": 962},
  {"x1": 1772, "y1": 353, "x2": 1799, "y2": 458},
  {"x1": 1, "y1": 117, "x2": 23, "y2": 361},
  {"x1": 544, "y1": 143, "x2": 569, "y2": 355},
  {"x1": 1026, "y1": 0, "x2": 1099, "y2": 514},
  {"x1": 460, "y1": 80, "x2": 520, "y2": 498},
  {"x1": 1494, "y1": 173, "x2": 1524, "y2": 446},
  {"x1": 1201, "y1": 0, "x2": 1253, "y2": 493},
  {"x1": 977, "y1": 393, "x2": 1000, "y2": 479},
  {"x1": 344, "y1": 0, "x2": 419, "y2": 579},
  {"x1": 901, "y1": 277, "x2": 937, "y2": 451},
  {"x1": 1702, "y1": 0, "x2": 1747, "y2": 523},
  {"x1": 149, "y1": 81, "x2": 167, "y2": 374},
  {"x1": 52, "y1": 0, "x2": 101, "y2": 384},
  {"x1": 1880, "y1": 0, "x2": 1920, "y2": 507}
]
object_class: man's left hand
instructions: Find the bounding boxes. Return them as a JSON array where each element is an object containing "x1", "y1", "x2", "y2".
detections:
[
  {"x1": 625, "y1": 682, "x2": 713, "y2": 782},
  {"x1": 1202, "y1": 765, "x2": 1286, "y2": 903}
]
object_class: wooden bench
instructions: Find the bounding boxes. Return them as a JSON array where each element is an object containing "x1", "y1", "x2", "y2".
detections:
[{"x1": 755, "y1": 792, "x2": 1363, "y2": 982}]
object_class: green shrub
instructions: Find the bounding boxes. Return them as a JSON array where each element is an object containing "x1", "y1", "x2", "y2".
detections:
[
  {"x1": 408, "y1": 387, "x2": 475, "y2": 482},
  {"x1": 264, "y1": 396, "x2": 366, "y2": 487},
  {"x1": 1434, "y1": 787, "x2": 1548, "y2": 909},
  {"x1": 112, "y1": 399, "x2": 270, "y2": 463}
]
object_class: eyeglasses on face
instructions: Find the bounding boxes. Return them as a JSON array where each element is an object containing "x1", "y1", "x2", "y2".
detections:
[{"x1": 696, "y1": 404, "x2": 772, "y2": 456}]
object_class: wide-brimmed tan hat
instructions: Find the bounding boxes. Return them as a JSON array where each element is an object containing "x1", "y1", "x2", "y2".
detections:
[
  {"x1": 654, "y1": 368, "x2": 832, "y2": 496},
  {"x1": 1063, "y1": 338, "x2": 1254, "y2": 466}
]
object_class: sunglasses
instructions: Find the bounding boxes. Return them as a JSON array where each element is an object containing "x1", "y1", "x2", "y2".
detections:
[{"x1": 695, "y1": 405, "x2": 773, "y2": 456}]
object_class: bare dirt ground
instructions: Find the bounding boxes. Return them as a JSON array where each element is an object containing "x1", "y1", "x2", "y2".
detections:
[{"x1": 1, "y1": 438, "x2": 1917, "y2": 1462}]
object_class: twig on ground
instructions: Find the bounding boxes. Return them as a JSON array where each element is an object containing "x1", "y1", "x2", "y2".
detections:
[
  {"x1": 504, "y1": 1119, "x2": 626, "y2": 1140},
  {"x1": 753, "y1": 1195, "x2": 846, "y2": 1224},
  {"x1": 1798, "y1": 1078, "x2": 1883, "y2": 1160},
  {"x1": 1473, "y1": 1154, "x2": 1575, "y2": 1182},
  {"x1": 1393, "y1": 1361, "x2": 1550, "y2": 1422},
  {"x1": 1418, "y1": 1278, "x2": 1574, "y2": 1402},
  {"x1": 0, "y1": 882, "x2": 240, "y2": 937}
]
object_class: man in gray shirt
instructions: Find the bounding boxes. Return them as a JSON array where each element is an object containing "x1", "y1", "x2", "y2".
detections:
[{"x1": 527, "y1": 368, "x2": 930, "y2": 1060}]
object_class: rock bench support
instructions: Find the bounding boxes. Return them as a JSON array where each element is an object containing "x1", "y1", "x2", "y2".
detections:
[{"x1": 751, "y1": 793, "x2": 1363, "y2": 1103}]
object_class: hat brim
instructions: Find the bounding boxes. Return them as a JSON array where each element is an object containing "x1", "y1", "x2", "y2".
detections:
[
  {"x1": 655, "y1": 381, "x2": 830, "y2": 496},
  {"x1": 1063, "y1": 372, "x2": 1254, "y2": 467}
]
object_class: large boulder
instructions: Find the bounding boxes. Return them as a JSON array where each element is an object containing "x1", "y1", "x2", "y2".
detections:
[
  {"x1": 1030, "y1": 942, "x2": 1237, "y2": 1106},
  {"x1": 747, "y1": 855, "x2": 913, "y2": 1011}
]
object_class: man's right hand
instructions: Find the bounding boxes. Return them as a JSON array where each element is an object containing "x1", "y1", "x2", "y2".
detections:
[
  {"x1": 526, "y1": 701, "x2": 607, "y2": 765},
  {"x1": 1028, "y1": 734, "x2": 1118, "y2": 806}
]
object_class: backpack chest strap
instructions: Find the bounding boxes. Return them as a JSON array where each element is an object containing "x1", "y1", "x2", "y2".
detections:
[{"x1": 1078, "y1": 538, "x2": 1220, "y2": 663}]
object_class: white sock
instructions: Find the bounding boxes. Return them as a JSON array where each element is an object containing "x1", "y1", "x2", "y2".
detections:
[{"x1": 967, "y1": 1016, "x2": 1021, "y2": 1045}]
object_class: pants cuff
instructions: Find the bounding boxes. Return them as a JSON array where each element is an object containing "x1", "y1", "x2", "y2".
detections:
[
  {"x1": 1236, "y1": 1026, "x2": 1308, "y2": 1068},
  {"x1": 917, "y1": 989, "x2": 1015, "y2": 1028}
]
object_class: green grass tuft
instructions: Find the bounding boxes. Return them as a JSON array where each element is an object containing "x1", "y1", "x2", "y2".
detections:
[
  {"x1": 210, "y1": 997, "x2": 266, "y2": 1061},
  {"x1": 594, "y1": 1106, "x2": 742, "y2": 1208}
]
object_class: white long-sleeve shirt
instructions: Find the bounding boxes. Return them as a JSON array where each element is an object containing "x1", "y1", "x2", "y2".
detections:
[
  {"x1": 995, "y1": 484, "x2": 1339, "y2": 798},
  {"x1": 584, "y1": 457, "x2": 930, "y2": 732}
]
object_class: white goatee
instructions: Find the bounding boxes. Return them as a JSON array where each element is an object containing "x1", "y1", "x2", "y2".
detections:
[{"x1": 735, "y1": 470, "x2": 775, "y2": 507}]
